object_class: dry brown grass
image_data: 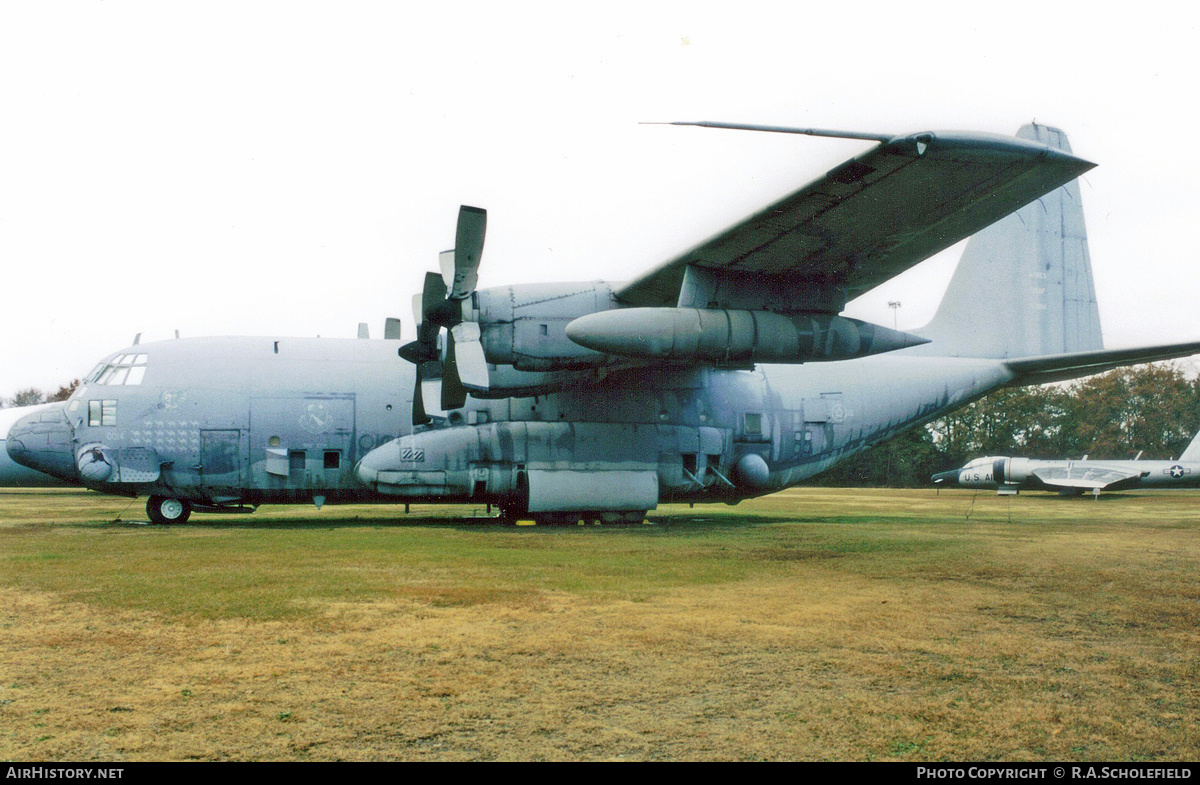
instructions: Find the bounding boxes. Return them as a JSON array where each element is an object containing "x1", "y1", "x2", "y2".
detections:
[{"x1": 1, "y1": 487, "x2": 1198, "y2": 761}]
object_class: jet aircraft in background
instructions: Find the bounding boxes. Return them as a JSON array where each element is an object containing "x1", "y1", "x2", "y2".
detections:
[
  {"x1": 7, "y1": 123, "x2": 1200, "y2": 524},
  {"x1": 932, "y1": 430, "x2": 1200, "y2": 496}
]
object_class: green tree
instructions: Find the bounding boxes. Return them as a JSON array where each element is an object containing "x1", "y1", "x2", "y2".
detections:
[
  {"x1": 927, "y1": 384, "x2": 1067, "y2": 464},
  {"x1": 48, "y1": 380, "x2": 80, "y2": 402},
  {"x1": 1059, "y1": 364, "x2": 1199, "y2": 459},
  {"x1": 10, "y1": 388, "x2": 45, "y2": 407}
]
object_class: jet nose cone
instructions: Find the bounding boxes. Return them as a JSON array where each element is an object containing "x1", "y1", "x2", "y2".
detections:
[
  {"x1": 6, "y1": 403, "x2": 80, "y2": 483},
  {"x1": 931, "y1": 470, "x2": 961, "y2": 485}
]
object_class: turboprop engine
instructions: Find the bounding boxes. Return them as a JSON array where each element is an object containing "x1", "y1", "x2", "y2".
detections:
[{"x1": 564, "y1": 307, "x2": 929, "y2": 363}]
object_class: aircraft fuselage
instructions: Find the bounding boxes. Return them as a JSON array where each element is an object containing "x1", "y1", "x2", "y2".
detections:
[
  {"x1": 940, "y1": 455, "x2": 1200, "y2": 493},
  {"x1": 7, "y1": 335, "x2": 1014, "y2": 516}
]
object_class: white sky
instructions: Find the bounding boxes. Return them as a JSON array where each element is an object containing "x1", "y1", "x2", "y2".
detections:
[{"x1": 3, "y1": 1, "x2": 1199, "y2": 398}]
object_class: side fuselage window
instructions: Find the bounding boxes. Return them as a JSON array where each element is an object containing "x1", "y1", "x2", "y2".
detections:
[{"x1": 88, "y1": 400, "x2": 117, "y2": 427}]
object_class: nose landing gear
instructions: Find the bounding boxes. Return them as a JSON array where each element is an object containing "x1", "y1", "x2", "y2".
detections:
[{"x1": 146, "y1": 495, "x2": 192, "y2": 525}]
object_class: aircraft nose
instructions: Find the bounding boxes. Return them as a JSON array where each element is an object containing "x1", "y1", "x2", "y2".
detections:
[
  {"x1": 931, "y1": 469, "x2": 961, "y2": 485},
  {"x1": 6, "y1": 403, "x2": 80, "y2": 483}
]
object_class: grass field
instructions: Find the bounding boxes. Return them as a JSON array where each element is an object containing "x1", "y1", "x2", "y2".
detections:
[{"x1": 1, "y1": 487, "x2": 1198, "y2": 761}]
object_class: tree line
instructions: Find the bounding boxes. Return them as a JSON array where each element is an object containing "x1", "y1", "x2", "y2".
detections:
[
  {"x1": 0, "y1": 380, "x2": 80, "y2": 408},
  {"x1": 817, "y1": 363, "x2": 1200, "y2": 487}
]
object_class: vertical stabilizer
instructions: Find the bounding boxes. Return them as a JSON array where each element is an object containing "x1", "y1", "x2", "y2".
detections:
[
  {"x1": 1179, "y1": 430, "x2": 1200, "y2": 462},
  {"x1": 916, "y1": 124, "x2": 1103, "y2": 358}
]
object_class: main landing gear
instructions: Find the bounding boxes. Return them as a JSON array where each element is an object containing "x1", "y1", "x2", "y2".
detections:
[{"x1": 146, "y1": 495, "x2": 192, "y2": 525}]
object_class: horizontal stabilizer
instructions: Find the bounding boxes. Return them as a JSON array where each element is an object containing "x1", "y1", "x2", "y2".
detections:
[{"x1": 1005, "y1": 341, "x2": 1200, "y2": 386}]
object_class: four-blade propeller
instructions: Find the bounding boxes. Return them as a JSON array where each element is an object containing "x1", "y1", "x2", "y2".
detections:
[{"x1": 398, "y1": 205, "x2": 490, "y2": 425}]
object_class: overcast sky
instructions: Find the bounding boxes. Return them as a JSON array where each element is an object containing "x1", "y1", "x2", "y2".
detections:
[{"x1": 2, "y1": 2, "x2": 1199, "y2": 398}]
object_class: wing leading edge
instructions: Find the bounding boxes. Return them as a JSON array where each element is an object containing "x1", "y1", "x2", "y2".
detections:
[{"x1": 617, "y1": 129, "x2": 1095, "y2": 313}]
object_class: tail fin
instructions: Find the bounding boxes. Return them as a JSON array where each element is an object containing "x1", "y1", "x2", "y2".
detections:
[
  {"x1": 916, "y1": 124, "x2": 1103, "y2": 358},
  {"x1": 1180, "y1": 430, "x2": 1200, "y2": 462}
]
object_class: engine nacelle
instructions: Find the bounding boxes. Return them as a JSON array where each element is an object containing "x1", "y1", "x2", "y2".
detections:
[
  {"x1": 955, "y1": 456, "x2": 1034, "y2": 488},
  {"x1": 473, "y1": 282, "x2": 619, "y2": 371},
  {"x1": 995, "y1": 457, "x2": 1035, "y2": 484}
]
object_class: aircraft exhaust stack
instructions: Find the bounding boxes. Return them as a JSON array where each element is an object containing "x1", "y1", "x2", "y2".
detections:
[{"x1": 565, "y1": 307, "x2": 929, "y2": 363}]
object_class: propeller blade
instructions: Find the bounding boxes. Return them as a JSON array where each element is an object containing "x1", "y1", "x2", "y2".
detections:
[
  {"x1": 450, "y1": 322, "x2": 489, "y2": 390},
  {"x1": 438, "y1": 249, "x2": 456, "y2": 291},
  {"x1": 419, "y1": 270, "x2": 448, "y2": 343},
  {"x1": 405, "y1": 205, "x2": 488, "y2": 416},
  {"x1": 412, "y1": 361, "x2": 431, "y2": 426},
  {"x1": 384, "y1": 318, "x2": 402, "y2": 341},
  {"x1": 411, "y1": 292, "x2": 424, "y2": 332},
  {"x1": 397, "y1": 341, "x2": 434, "y2": 365},
  {"x1": 440, "y1": 337, "x2": 468, "y2": 410},
  {"x1": 449, "y1": 205, "x2": 486, "y2": 299}
]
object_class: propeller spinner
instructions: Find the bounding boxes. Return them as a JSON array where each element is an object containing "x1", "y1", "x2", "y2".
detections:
[{"x1": 398, "y1": 205, "x2": 490, "y2": 424}]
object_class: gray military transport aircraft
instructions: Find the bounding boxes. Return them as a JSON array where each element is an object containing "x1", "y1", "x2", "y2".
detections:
[
  {"x1": 932, "y1": 430, "x2": 1200, "y2": 496},
  {"x1": 7, "y1": 122, "x2": 1200, "y2": 524}
]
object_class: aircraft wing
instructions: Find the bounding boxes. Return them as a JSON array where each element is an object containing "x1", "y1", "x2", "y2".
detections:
[
  {"x1": 616, "y1": 130, "x2": 1095, "y2": 311},
  {"x1": 1005, "y1": 341, "x2": 1200, "y2": 386},
  {"x1": 1030, "y1": 465, "x2": 1147, "y2": 492}
]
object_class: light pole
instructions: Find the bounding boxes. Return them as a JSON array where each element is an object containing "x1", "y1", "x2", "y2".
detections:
[{"x1": 888, "y1": 301, "x2": 901, "y2": 330}]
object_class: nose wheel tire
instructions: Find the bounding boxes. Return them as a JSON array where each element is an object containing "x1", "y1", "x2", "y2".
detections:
[{"x1": 147, "y1": 496, "x2": 192, "y2": 525}]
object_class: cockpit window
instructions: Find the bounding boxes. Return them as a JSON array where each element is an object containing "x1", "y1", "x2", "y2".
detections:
[{"x1": 88, "y1": 353, "x2": 150, "y2": 385}]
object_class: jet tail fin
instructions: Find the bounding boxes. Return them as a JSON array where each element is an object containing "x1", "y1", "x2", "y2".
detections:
[
  {"x1": 916, "y1": 123, "x2": 1103, "y2": 359},
  {"x1": 1180, "y1": 429, "x2": 1200, "y2": 462}
]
